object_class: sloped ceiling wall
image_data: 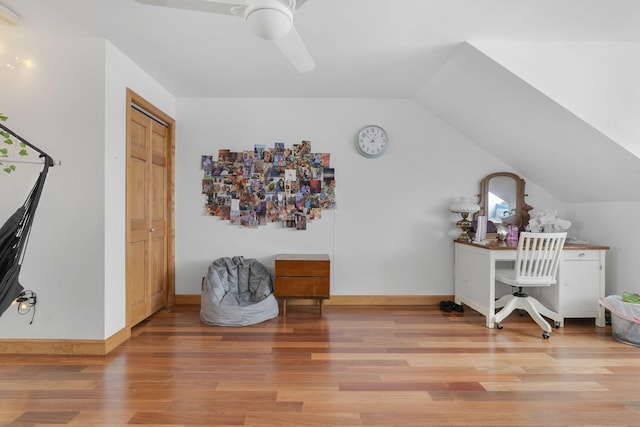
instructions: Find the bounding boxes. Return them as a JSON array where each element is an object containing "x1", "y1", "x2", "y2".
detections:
[
  {"x1": 471, "y1": 41, "x2": 640, "y2": 160},
  {"x1": 412, "y1": 42, "x2": 640, "y2": 203}
]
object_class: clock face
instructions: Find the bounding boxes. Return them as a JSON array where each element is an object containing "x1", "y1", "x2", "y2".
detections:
[{"x1": 356, "y1": 125, "x2": 388, "y2": 158}]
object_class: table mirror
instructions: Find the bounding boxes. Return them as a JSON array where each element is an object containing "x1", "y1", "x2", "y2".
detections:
[{"x1": 478, "y1": 172, "x2": 530, "y2": 230}]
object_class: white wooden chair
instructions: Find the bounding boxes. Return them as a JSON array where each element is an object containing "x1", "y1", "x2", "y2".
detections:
[{"x1": 494, "y1": 232, "x2": 567, "y2": 339}]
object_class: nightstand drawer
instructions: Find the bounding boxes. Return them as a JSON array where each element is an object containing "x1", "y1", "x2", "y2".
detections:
[
  {"x1": 275, "y1": 254, "x2": 330, "y2": 277},
  {"x1": 275, "y1": 277, "x2": 330, "y2": 297},
  {"x1": 275, "y1": 261, "x2": 329, "y2": 277}
]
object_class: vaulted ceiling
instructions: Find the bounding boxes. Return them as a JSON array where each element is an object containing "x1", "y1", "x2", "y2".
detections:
[
  {"x1": 4, "y1": 0, "x2": 640, "y2": 98},
  {"x1": 414, "y1": 42, "x2": 640, "y2": 203},
  {"x1": 3, "y1": 0, "x2": 640, "y2": 202}
]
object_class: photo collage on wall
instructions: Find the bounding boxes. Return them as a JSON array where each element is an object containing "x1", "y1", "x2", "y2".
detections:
[{"x1": 201, "y1": 141, "x2": 336, "y2": 230}]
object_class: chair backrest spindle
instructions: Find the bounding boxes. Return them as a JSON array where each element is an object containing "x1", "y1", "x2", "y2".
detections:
[{"x1": 514, "y1": 232, "x2": 566, "y2": 284}]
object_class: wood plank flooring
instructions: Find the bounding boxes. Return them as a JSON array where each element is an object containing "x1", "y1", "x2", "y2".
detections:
[{"x1": 0, "y1": 304, "x2": 639, "y2": 426}]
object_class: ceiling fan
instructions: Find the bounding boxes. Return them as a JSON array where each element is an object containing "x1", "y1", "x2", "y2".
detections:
[{"x1": 134, "y1": 0, "x2": 315, "y2": 73}]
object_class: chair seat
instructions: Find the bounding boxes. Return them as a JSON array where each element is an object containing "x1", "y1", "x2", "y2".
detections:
[{"x1": 495, "y1": 269, "x2": 556, "y2": 287}]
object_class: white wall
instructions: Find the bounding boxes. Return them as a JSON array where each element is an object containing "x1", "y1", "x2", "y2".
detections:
[
  {"x1": 565, "y1": 202, "x2": 640, "y2": 296},
  {"x1": 413, "y1": 43, "x2": 640, "y2": 205},
  {"x1": 174, "y1": 97, "x2": 564, "y2": 297},
  {"x1": 0, "y1": 36, "x2": 107, "y2": 339},
  {"x1": 103, "y1": 41, "x2": 175, "y2": 337},
  {"x1": 0, "y1": 36, "x2": 598, "y2": 342},
  {"x1": 472, "y1": 41, "x2": 640, "y2": 159},
  {"x1": 0, "y1": 36, "x2": 175, "y2": 340}
]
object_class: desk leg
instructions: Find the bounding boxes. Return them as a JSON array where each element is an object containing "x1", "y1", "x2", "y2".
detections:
[
  {"x1": 487, "y1": 287, "x2": 495, "y2": 329},
  {"x1": 487, "y1": 302, "x2": 495, "y2": 328},
  {"x1": 319, "y1": 298, "x2": 323, "y2": 316},
  {"x1": 487, "y1": 254, "x2": 497, "y2": 328},
  {"x1": 596, "y1": 306, "x2": 605, "y2": 327},
  {"x1": 282, "y1": 298, "x2": 287, "y2": 317},
  {"x1": 454, "y1": 245, "x2": 496, "y2": 328}
]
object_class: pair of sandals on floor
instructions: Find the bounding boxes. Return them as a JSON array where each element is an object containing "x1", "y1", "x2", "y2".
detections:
[{"x1": 439, "y1": 300, "x2": 464, "y2": 313}]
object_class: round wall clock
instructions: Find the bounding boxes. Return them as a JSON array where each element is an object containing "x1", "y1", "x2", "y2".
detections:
[{"x1": 356, "y1": 125, "x2": 388, "y2": 158}]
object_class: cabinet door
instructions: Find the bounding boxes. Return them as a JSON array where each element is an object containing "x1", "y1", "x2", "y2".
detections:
[{"x1": 560, "y1": 257, "x2": 601, "y2": 317}]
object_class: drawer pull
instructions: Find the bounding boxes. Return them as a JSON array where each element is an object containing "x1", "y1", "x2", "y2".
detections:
[{"x1": 578, "y1": 252, "x2": 586, "y2": 258}]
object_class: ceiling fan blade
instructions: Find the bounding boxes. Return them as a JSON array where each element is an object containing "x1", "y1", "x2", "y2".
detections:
[
  {"x1": 273, "y1": 25, "x2": 315, "y2": 73},
  {"x1": 136, "y1": 0, "x2": 316, "y2": 72},
  {"x1": 134, "y1": 0, "x2": 247, "y2": 16},
  {"x1": 295, "y1": 0, "x2": 309, "y2": 10}
]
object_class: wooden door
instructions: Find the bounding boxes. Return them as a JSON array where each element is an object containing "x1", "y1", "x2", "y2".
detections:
[{"x1": 126, "y1": 89, "x2": 175, "y2": 328}]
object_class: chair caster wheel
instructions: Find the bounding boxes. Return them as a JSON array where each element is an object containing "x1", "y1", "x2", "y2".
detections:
[
  {"x1": 554, "y1": 322, "x2": 561, "y2": 329},
  {"x1": 542, "y1": 332, "x2": 550, "y2": 339},
  {"x1": 496, "y1": 323, "x2": 503, "y2": 329}
]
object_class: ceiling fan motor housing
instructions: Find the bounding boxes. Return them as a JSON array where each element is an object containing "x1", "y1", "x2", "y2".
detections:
[{"x1": 244, "y1": 0, "x2": 293, "y2": 40}]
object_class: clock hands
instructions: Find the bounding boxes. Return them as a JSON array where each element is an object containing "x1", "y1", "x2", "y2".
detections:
[
  {"x1": 362, "y1": 132, "x2": 375, "y2": 142},
  {"x1": 361, "y1": 130, "x2": 379, "y2": 144}
]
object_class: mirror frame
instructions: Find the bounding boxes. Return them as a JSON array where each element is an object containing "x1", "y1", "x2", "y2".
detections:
[{"x1": 478, "y1": 172, "x2": 530, "y2": 231}]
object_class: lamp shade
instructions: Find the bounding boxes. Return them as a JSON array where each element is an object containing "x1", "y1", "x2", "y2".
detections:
[{"x1": 450, "y1": 197, "x2": 480, "y2": 214}]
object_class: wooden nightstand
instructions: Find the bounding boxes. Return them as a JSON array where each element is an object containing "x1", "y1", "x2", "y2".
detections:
[{"x1": 274, "y1": 254, "x2": 330, "y2": 316}]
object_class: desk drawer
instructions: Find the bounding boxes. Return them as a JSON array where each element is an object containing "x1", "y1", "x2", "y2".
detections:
[
  {"x1": 275, "y1": 277, "x2": 330, "y2": 297},
  {"x1": 562, "y1": 250, "x2": 600, "y2": 261}
]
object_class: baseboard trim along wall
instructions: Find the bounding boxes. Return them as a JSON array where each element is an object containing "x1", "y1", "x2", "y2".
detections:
[
  {"x1": 0, "y1": 326, "x2": 130, "y2": 355},
  {"x1": 0, "y1": 295, "x2": 452, "y2": 354},
  {"x1": 177, "y1": 294, "x2": 452, "y2": 306}
]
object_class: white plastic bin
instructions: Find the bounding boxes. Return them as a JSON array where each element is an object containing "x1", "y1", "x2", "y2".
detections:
[{"x1": 599, "y1": 295, "x2": 640, "y2": 347}]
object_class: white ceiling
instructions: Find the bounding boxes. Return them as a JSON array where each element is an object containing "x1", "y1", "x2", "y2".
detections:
[{"x1": 4, "y1": 0, "x2": 640, "y2": 98}]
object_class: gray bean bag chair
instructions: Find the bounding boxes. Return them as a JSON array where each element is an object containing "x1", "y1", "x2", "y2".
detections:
[{"x1": 201, "y1": 256, "x2": 279, "y2": 326}]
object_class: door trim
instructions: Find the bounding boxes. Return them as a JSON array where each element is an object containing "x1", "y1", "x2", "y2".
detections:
[{"x1": 125, "y1": 88, "x2": 176, "y2": 328}]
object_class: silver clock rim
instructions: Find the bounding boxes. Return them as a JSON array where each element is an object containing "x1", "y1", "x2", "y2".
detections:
[{"x1": 356, "y1": 125, "x2": 388, "y2": 158}]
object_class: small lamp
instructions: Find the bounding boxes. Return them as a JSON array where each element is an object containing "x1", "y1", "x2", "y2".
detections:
[
  {"x1": 15, "y1": 290, "x2": 37, "y2": 324},
  {"x1": 451, "y1": 197, "x2": 480, "y2": 242}
]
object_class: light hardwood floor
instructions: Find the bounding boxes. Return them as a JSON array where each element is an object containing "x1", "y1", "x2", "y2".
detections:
[{"x1": 0, "y1": 304, "x2": 638, "y2": 426}]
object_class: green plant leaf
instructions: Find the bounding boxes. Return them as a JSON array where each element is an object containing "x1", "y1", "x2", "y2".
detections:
[{"x1": 0, "y1": 115, "x2": 29, "y2": 173}]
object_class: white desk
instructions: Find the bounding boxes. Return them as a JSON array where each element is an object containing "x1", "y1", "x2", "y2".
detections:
[{"x1": 454, "y1": 240, "x2": 608, "y2": 328}]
